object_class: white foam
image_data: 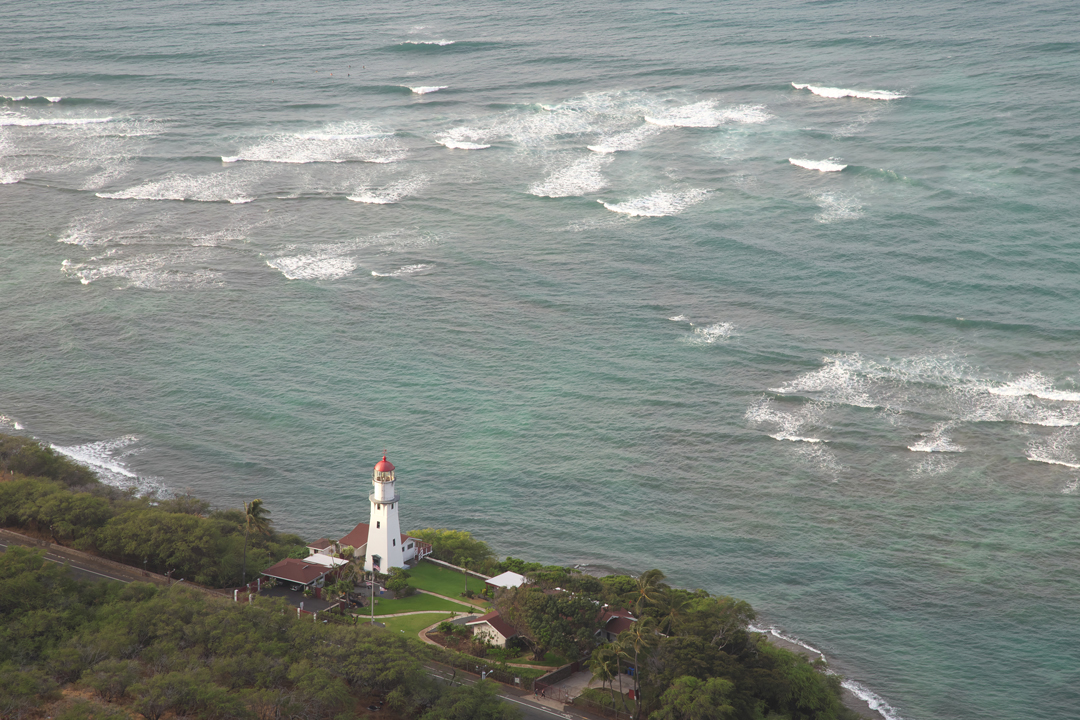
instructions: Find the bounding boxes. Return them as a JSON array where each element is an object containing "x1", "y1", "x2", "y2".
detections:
[
  {"x1": 1027, "y1": 430, "x2": 1080, "y2": 469},
  {"x1": 748, "y1": 625, "x2": 902, "y2": 720},
  {"x1": 0, "y1": 414, "x2": 25, "y2": 430},
  {"x1": 688, "y1": 322, "x2": 734, "y2": 344},
  {"x1": 267, "y1": 252, "x2": 357, "y2": 281},
  {"x1": 347, "y1": 175, "x2": 428, "y2": 204},
  {"x1": 587, "y1": 124, "x2": 663, "y2": 153},
  {"x1": 749, "y1": 624, "x2": 827, "y2": 662},
  {"x1": 438, "y1": 139, "x2": 490, "y2": 150},
  {"x1": 96, "y1": 171, "x2": 257, "y2": 204},
  {"x1": 408, "y1": 85, "x2": 448, "y2": 94},
  {"x1": 814, "y1": 192, "x2": 863, "y2": 223},
  {"x1": 529, "y1": 155, "x2": 610, "y2": 197},
  {"x1": 668, "y1": 315, "x2": 689, "y2": 322},
  {"x1": 0, "y1": 116, "x2": 112, "y2": 127},
  {"x1": 1062, "y1": 478, "x2": 1080, "y2": 495},
  {"x1": 908, "y1": 423, "x2": 965, "y2": 453},
  {"x1": 400, "y1": 39, "x2": 455, "y2": 45},
  {"x1": 792, "y1": 83, "x2": 906, "y2": 100},
  {"x1": 1, "y1": 95, "x2": 62, "y2": 103},
  {"x1": 745, "y1": 397, "x2": 827, "y2": 444},
  {"x1": 371, "y1": 263, "x2": 434, "y2": 278},
  {"x1": 989, "y1": 373, "x2": 1080, "y2": 402},
  {"x1": 62, "y1": 250, "x2": 225, "y2": 290},
  {"x1": 840, "y1": 680, "x2": 904, "y2": 720},
  {"x1": 789, "y1": 158, "x2": 847, "y2": 172},
  {"x1": 50, "y1": 436, "x2": 167, "y2": 495},
  {"x1": 645, "y1": 101, "x2": 771, "y2": 128},
  {"x1": 600, "y1": 188, "x2": 709, "y2": 217},
  {"x1": 223, "y1": 122, "x2": 404, "y2": 164}
]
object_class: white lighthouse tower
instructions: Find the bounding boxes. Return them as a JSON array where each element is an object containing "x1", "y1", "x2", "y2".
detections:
[{"x1": 365, "y1": 454, "x2": 404, "y2": 574}]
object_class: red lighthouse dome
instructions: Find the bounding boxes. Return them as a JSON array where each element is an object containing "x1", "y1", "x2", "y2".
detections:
[{"x1": 374, "y1": 455, "x2": 395, "y2": 473}]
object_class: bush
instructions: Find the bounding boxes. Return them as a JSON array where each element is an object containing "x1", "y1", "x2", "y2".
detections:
[{"x1": 386, "y1": 568, "x2": 415, "y2": 597}]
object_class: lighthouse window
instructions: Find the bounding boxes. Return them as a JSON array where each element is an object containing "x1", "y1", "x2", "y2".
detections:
[
  {"x1": 393, "y1": 539, "x2": 396, "y2": 546},
  {"x1": 376, "y1": 521, "x2": 380, "y2": 529},
  {"x1": 377, "y1": 504, "x2": 381, "y2": 510}
]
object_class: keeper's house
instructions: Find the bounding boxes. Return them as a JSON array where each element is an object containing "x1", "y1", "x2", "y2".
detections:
[{"x1": 467, "y1": 611, "x2": 519, "y2": 648}]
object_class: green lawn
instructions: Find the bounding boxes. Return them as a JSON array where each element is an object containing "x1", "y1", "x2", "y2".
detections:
[
  {"x1": 370, "y1": 592, "x2": 473, "y2": 616},
  {"x1": 376, "y1": 612, "x2": 456, "y2": 636},
  {"x1": 406, "y1": 560, "x2": 490, "y2": 601}
]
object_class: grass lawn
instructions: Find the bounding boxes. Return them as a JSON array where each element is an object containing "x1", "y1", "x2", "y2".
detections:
[
  {"x1": 376, "y1": 612, "x2": 455, "y2": 636},
  {"x1": 508, "y1": 651, "x2": 567, "y2": 667},
  {"x1": 406, "y1": 560, "x2": 490, "y2": 601},
  {"x1": 371, "y1": 592, "x2": 473, "y2": 616}
]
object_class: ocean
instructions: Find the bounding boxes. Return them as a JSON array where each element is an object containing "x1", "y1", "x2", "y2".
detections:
[{"x1": 2, "y1": 1, "x2": 1078, "y2": 717}]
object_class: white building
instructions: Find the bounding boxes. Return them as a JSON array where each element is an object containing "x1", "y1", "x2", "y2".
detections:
[{"x1": 337, "y1": 454, "x2": 431, "y2": 574}]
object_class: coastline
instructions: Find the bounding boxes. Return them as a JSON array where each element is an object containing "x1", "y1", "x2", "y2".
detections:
[{"x1": 752, "y1": 625, "x2": 892, "y2": 720}]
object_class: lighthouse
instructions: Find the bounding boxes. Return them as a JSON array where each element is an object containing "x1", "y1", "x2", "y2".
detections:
[{"x1": 365, "y1": 454, "x2": 404, "y2": 573}]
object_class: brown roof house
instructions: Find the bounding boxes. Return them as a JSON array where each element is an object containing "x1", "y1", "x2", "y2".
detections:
[
  {"x1": 597, "y1": 606, "x2": 637, "y2": 642},
  {"x1": 262, "y1": 558, "x2": 334, "y2": 591},
  {"x1": 466, "y1": 611, "x2": 519, "y2": 648}
]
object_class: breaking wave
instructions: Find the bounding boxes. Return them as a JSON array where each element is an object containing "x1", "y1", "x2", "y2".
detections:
[
  {"x1": 0, "y1": 116, "x2": 112, "y2": 127},
  {"x1": 908, "y1": 423, "x2": 965, "y2": 453},
  {"x1": 988, "y1": 373, "x2": 1080, "y2": 402},
  {"x1": 399, "y1": 39, "x2": 455, "y2": 46},
  {"x1": 347, "y1": 175, "x2": 428, "y2": 204},
  {"x1": 407, "y1": 85, "x2": 448, "y2": 94},
  {"x1": 61, "y1": 247, "x2": 225, "y2": 289},
  {"x1": 792, "y1": 83, "x2": 906, "y2": 100},
  {"x1": 645, "y1": 101, "x2": 771, "y2": 127},
  {"x1": 529, "y1": 155, "x2": 610, "y2": 197},
  {"x1": 1027, "y1": 430, "x2": 1080, "y2": 469},
  {"x1": 2, "y1": 95, "x2": 62, "y2": 103},
  {"x1": 789, "y1": 158, "x2": 847, "y2": 172},
  {"x1": 51, "y1": 436, "x2": 166, "y2": 495},
  {"x1": 371, "y1": 263, "x2": 434, "y2": 278},
  {"x1": 222, "y1": 122, "x2": 404, "y2": 164},
  {"x1": 600, "y1": 188, "x2": 709, "y2": 217},
  {"x1": 0, "y1": 414, "x2": 25, "y2": 431},
  {"x1": 587, "y1": 124, "x2": 663, "y2": 153},
  {"x1": 745, "y1": 397, "x2": 827, "y2": 444},
  {"x1": 97, "y1": 171, "x2": 258, "y2": 204}
]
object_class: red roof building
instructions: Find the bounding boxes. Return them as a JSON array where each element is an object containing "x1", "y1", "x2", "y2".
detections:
[
  {"x1": 262, "y1": 558, "x2": 332, "y2": 588},
  {"x1": 466, "y1": 611, "x2": 519, "y2": 648},
  {"x1": 598, "y1": 607, "x2": 637, "y2": 642}
]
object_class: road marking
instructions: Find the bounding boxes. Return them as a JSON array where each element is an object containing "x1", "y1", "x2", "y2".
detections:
[{"x1": 0, "y1": 541, "x2": 130, "y2": 583}]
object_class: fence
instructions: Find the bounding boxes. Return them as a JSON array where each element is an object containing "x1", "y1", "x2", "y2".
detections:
[
  {"x1": 422, "y1": 556, "x2": 491, "y2": 580},
  {"x1": 426, "y1": 646, "x2": 527, "y2": 689}
]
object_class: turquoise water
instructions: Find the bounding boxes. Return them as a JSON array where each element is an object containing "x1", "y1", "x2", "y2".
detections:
[{"x1": 2, "y1": 1, "x2": 1079, "y2": 717}]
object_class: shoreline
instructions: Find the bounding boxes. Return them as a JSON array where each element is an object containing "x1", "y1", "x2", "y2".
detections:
[{"x1": 753, "y1": 625, "x2": 894, "y2": 720}]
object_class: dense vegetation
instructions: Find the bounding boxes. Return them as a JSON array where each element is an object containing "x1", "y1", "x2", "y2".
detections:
[
  {"x1": 0, "y1": 434, "x2": 305, "y2": 587},
  {"x1": 489, "y1": 567, "x2": 861, "y2": 720},
  {"x1": 0, "y1": 546, "x2": 519, "y2": 720}
]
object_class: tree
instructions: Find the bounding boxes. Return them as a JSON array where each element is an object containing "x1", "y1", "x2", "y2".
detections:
[
  {"x1": 622, "y1": 569, "x2": 667, "y2": 616},
  {"x1": 618, "y1": 617, "x2": 659, "y2": 719},
  {"x1": 406, "y1": 528, "x2": 494, "y2": 567},
  {"x1": 650, "y1": 676, "x2": 736, "y2": 720},
  {"x1": 588, "y1": 644, "x2": 619, "y2": 714},
  {"x1": 241, "y1": 499, "x2": 271, "y2": 585},
  {"x1": 654, "y1": 589, "x2": 692, "y2": 636}
]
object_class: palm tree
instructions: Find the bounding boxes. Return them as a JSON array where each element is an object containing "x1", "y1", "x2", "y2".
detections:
[
  {"x1": 655, "y1": 589, "x2": 691, "y2": 636},
  {"x1": 618, "y1": 617, "x2": 658, "y2": 719},
  {"x1": 622, "y1": 569, "x2": 666, "y2": 616},
  {"x1": 241, "y1": 499, "x2": 271, "y2": 585},
  {"x1": 588, "y1": 644, "x2": 619, "y2": 716}
]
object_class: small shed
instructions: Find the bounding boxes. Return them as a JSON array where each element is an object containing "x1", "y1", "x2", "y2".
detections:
[
  {"x1": 466, "y1": 611, "x2": 519, "y2": 648},
  {"x1": 485, "y1": 570, "x2": 526, "y2": 592}
]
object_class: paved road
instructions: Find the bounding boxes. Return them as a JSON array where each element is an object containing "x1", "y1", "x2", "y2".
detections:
[
  {"x1": 426, "y1": 663, "x2": 592, "y2": 720},
  {"x1": 0, "y1": 537, "x2": 134, "y2": 585}
]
